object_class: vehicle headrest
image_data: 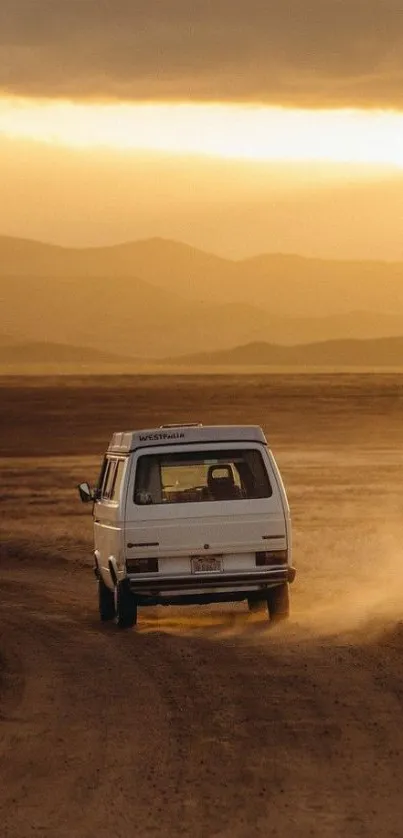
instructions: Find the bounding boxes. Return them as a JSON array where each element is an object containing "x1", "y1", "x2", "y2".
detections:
[{"x1": 207, "y1": 464, "x2": 234, "y2": 487}]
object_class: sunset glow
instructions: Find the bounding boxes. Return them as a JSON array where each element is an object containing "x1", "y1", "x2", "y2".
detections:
[{"x1": 1, "y1": 97, "x2": 403, "y2": 167}]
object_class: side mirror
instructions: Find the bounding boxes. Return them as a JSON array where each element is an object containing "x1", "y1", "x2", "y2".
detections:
[{"x1": 77, "y1": 482, "x2": 94, "y2": 503}]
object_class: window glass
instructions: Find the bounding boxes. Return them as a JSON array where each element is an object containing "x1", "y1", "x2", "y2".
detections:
[
  {"x1": 102, "y1": 458, "x2": 117, "y2": 499},
  {"x1": 96, "y1": 457, "x2": 108, "y2": 494},
  {"x1": 110, "y1": 459, "x2": 126, "y2": 501},
  {"x1": 134, "y1": 449, "x2": 272, "y2": 505}
]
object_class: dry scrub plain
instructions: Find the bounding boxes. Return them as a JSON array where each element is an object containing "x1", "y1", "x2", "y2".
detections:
[{"x1": 2, "y1": 374, "x2": 403, "y2": 837}]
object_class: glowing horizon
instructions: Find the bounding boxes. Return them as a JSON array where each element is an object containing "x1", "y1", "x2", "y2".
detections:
[{"x1": 1, "y1": 97, "x2": 403, "y2": 168}]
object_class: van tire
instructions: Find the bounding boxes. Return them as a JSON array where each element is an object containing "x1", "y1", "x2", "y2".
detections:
[
  {"x1": 247, "y1": 598, "x2": 266, "y2": 612},
  {"x1": 266, "y1": 584, "x2": 290, "y2": 622},
  {"x1": 115, "y1": 580, "x2": 138, "y2": 629},
  {"x1": 98, "y1": 576, "x2": 116, "y2": 621}
]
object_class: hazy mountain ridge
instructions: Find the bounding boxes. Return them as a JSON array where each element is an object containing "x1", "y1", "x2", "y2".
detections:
[
  {"x1": 1, "y1": 273, "x2": 279, "y2": 358},
  {"x1": 0, "y1": 340, "x2": 134, "y2": 364},
  {"x1": 167, "y1": 337, "x2": 403, "y2": 367},
  {"x1": 2, "y1": 233, "x2": 403, "y2": 317},
  {"x1": 3, "y1": 335, "x2": 403, "y2": 372},
  {"x1": 2, "y1": 234, "x2": 403, "y2": 361}
]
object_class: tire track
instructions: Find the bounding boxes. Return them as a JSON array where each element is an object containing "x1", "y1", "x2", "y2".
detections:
[{"x1": 2, "y1": 565, "x2": 403, "y2": 837}]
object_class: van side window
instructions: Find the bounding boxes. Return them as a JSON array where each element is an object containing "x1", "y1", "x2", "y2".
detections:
[
  {"x1": 101, "y1": 458, "x2": 117, "y2": 499},
  {"x1": 110, "y1": 459, "x2": 126, "y2": 501},
  {"x1": 101, "y1": 457, "x2": 126, "y2": 501},
  {"x1": 96, "y1": 457, "x2": 108, "y2": 495}
]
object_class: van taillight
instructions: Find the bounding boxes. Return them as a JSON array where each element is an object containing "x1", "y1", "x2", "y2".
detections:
[
  {"x1": 255, "y1": 550, "x2": 288, "y2": 566},
  {"x1": 126, "y1": 558, "x2": 159, "y2": 573}
]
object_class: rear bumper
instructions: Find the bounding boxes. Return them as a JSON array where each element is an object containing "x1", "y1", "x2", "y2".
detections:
[{"x1": 127, "y1": 566, "x2": 296, "y2": 600}]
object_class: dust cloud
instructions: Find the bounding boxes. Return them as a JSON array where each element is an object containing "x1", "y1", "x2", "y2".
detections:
[{"x1": 133, "y1": 522, "x2": 403, "y2": 645}]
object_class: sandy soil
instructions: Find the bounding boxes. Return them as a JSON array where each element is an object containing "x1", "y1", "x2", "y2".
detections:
[{"x1": 2, "y1": 374, "x2": 403, "y2": 837}]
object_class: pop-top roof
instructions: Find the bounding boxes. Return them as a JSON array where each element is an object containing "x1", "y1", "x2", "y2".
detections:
[{"x1": 107, "y1": 423, "x2": 267, "y2": 453}]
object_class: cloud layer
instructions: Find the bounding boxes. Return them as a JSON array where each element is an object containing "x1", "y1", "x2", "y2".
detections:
[{"x1": 1, "y1": 0, "x2": 403, "y2": 107}]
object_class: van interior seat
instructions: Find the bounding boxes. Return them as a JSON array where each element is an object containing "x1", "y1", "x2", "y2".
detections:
[{"x1": 206, "y1": 465, "x2": 241, "y2": 500}]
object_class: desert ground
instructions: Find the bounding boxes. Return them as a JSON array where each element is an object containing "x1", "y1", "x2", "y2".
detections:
[{"x1": 2, "y1": 373, "x2": 403, "y2": 837}]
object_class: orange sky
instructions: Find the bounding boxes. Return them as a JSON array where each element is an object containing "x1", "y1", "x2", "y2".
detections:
[
  {"x1": 1, "y1": 1, "x2": 403, "y2": 259},
  {"x1": 2, "y1": 128, "x2": 403, "y2": 260}
]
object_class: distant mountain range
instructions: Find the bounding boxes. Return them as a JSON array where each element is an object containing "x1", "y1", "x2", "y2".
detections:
[
  {"x1": 0, "y1": 339, "x2": 133, "y2": 366},
  {"x1": 2, "y1": 336, "x2": 403, "y2": 372},
  {"x1": 2, "y1": 234, "x2": 403, "y2": 366},
  {"x1": 166, "y1": 338, "x2": 403, "y2": 368}
]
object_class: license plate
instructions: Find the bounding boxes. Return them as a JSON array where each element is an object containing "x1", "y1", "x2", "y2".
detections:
[{"x1": 191, "y1": 556, "x2": 222, "y2": 574}]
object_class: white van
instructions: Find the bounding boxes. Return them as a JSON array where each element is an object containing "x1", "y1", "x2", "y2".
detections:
[{"x1": 78, "y1": 424, "x2": 295, "y2": 628}]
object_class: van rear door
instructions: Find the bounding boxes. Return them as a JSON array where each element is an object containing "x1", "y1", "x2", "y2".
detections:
[{"x1": 124, "y1": 444, "x2": 288, "y2": 571}]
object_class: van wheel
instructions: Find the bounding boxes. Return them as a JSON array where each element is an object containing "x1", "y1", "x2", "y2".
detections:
[
  {"x1": 266, "y1": 584, "x2": 290, "y2": 622},
  {"x1": 115, "y1": 580, "x2": 138, "y2": 629},
  {"x1": 247, "y1": 598, "x2": 266, "y2": 613},
  {"x1": 98, "y1": 576, "x2": 116, "y2": 621}
]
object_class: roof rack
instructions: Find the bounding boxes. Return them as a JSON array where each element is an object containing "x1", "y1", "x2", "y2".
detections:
[{"x1": 159, "y1": 423, "x2": 202, "y2": 429}]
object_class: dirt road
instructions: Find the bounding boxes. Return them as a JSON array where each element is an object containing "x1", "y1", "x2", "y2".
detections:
[
  {"x1": 2, "y1": 374, "x2": 403, "y2": 836},
  {"x1": 2, "y1": 560, "x2": 403, "y2": 838}
]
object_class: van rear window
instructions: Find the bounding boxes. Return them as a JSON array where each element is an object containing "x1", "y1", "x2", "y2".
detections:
[{"x1": 134, "y1": 449, "x2": 272, "y2": 505}]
